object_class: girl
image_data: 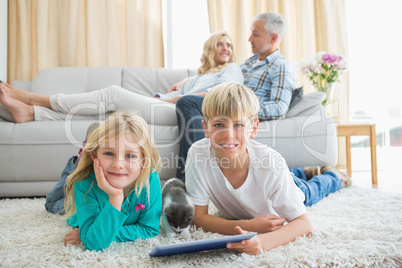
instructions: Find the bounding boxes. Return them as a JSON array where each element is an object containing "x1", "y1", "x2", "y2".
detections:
[
  {"x1": 63, "y1": 110, "x2": 162, "y2": 251},
  {"x1": 0, "y1": 31, "x2": 244, "y2": 124}
]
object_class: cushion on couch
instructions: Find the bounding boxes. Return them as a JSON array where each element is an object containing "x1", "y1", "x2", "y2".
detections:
[
  {"x1": 289, "y1": 86, "x2": 303, "y2": 110},
  {"x1": 286, "y1": 92, "x2": 326, "y2": 118}
]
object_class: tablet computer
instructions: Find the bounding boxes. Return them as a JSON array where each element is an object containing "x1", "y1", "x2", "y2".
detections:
[{"x1": 149, "y1": 232, "x2": 257, "y2": 257}]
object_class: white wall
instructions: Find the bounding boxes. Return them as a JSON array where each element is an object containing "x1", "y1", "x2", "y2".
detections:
[{"x1": 0, "y1": 0, "x2": 7, "y2": 81}]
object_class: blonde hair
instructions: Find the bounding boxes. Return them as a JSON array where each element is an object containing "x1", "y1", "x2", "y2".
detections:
[
  {"x1": 202, "y1": 82, "x2": 259, "y2": 123},
  {"x1": 64, "y1": 111, "x2": 161, "y2": 218},
  {"x1": 198, "y1": 31, "x2": 235, "y2": 75}
]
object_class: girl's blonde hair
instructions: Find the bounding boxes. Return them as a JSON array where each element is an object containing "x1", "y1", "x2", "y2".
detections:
[
  {"x1": 202, "y1": 82, "x2": 259, "y2": 123},
  {"x1": 198, "y1": 31, "x2": 235, "y2": 75},
  {"x1": 64, "y1": 110, "x2": 161, "y2": 218}
]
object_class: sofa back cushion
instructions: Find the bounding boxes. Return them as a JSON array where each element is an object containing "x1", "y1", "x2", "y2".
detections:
[
  {"x1": 122, "y1": 67, "x2": 197, "y2": 97},
  {"x1": 31, "y1": 67, "x2": 123, "y2": 95},
  {"x1": 30, "y1": 66, "x2": 197, "y2": 97}
]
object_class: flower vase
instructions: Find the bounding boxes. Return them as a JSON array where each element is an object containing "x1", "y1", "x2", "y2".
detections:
[{"x1": 322, "y1": 82, "x2": 335, "y2": 106}]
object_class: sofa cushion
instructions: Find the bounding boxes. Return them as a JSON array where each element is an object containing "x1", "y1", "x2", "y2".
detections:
[
  {"x1": 31, "y1": 67, "x2": 123, "y2": 95},
  {"x1": 11, "y1": 81, "x2": 32, "y2": 92},
  {"x1": 0, "y1": 105, "x2": 13, "y2": 122},
  {"x1": 286, "y1": 92, "x2": 326, "y2": 118},
  {"x1": 122, "y1": 67, "x2": 197, "y2": 97},
  {"x1": 289, "y1": 86, "x2": 303, "y2": 110},
  {"x1": 255, "y1": 110, "x2": 337, "y2": 168}
]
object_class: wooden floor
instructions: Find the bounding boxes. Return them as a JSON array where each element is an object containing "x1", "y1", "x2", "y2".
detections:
[
  {"x1": 350, "y1": 170, "x2": 402, "y2": 194},
  {"x1": 343, "y1": 147, "x2": 402, "y2": 194}
]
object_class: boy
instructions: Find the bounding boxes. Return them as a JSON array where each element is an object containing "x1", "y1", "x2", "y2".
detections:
[{"x1": 185, "y1": 82, "x2": 349, "y2": 255}]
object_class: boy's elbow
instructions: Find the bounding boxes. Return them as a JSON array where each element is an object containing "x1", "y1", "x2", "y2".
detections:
[
  {"x1": 304, "y1": 221, "x2": 312, "y2": 236},
  {"x1": 191, "y1": 215, "x2": 206, "y2": 230},
  {"x1": 299, "y1": 214, "x2": 312, "y2": 236},
  {"x1": 192, "y1": 220, "x2": 203, "y2": 230}
]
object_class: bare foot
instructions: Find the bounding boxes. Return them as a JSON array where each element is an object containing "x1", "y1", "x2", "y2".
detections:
[
  {"x1": 0, "y1": 84, "x2": 35, "y2": 123},
  {"x1": 0, "y1": 81, "x2": 33, "y2": 105}
]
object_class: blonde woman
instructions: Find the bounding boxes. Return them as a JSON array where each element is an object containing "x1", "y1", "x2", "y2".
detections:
[
  {"x1": 0, "y1": 31, "x2": 244, "y2": 124},
  {"x1": 63, "y1": 110, "x2": 162, "y2": 251}
]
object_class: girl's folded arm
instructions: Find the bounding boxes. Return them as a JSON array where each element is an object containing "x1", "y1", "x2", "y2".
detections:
[{"x1": 73, "y1": 181, "x2": 128, "y2": 251}]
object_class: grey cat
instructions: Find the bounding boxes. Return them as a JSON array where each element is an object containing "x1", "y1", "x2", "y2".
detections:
[{"x1": 161, "y1": 178, "x2": 194, "y2": 235}]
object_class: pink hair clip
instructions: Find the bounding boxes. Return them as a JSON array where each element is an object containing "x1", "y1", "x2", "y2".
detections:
[{"x1": 135, "y1": 203, "x2": 145, "y2": 212}]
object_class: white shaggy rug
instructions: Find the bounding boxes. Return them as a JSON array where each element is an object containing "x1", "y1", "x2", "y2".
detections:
[{"x1": 1, "y1": 186, "x2": 402, "y2": 268}]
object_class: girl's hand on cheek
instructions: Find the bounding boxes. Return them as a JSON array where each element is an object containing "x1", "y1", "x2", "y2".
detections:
[{"x1": 93, "y1": 159, "x2": 124, "y2": 198}]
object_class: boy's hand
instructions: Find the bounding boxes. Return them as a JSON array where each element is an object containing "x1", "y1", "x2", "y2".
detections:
[
  {"x1": 64, "y1": 228, "x2": 81, "y2": 246},
  {"x1": 250, "y1": 215, "x2": 286, "y2": 233},
  {"x1": 226, "y1": 226, "x2": 263, "y2": 255}
]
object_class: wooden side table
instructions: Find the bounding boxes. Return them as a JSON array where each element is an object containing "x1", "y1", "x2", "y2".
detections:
[{"x1": 336, "y1": 124, "x2": 377, "y2": 184}]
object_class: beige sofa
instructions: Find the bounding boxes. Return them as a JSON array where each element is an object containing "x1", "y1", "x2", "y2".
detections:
[{"x1": 0, "y1": 67, "x2": 337, "y2": 197}]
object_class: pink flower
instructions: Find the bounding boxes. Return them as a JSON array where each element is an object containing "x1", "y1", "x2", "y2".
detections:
[
  {"x1": 135, "y1": 203, "x2": 145, "y2": 212},
  {"x1": 329, "y1": 54, "x2": 338, "y2": 63},
  {"x1": 301, "y1": 66, "x2": 311, "y2": 75},
  {"x1": 322, "y1": 53, "x2": 340, "y2": 64},
  {"x1": 313, "y1": 66, "x2": 322, "y2": 74},
  {"x1": 322, "y1": 54, "x2": 331, "y2": 63},
  {"x1": 301, "y1": 51, "x2": 347, "y2": 92}
]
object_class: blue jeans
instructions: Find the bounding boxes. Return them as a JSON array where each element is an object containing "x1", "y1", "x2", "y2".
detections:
[
  {"x1": 290, "y1": 167, "x2": 341, "y2": 207},
  {"x1": 175, "y1": 95, "x2": 205, "y2": 181},
  {"x1": 45, "y1": 155, "x2": 78, "y2": 214}
]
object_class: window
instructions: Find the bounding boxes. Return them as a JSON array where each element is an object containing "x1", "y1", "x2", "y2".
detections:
[
  {"x1": 346, "y1": 0, "x2": 402, "y2": 181},
  {"x1": 162, "y1": 0, "x2": 210, "y2": 69}
]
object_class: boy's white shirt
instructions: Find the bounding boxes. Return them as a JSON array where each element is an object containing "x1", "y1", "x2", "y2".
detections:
[{"x1": 185, "y1": 138, "x2": 306, "y2": 222}]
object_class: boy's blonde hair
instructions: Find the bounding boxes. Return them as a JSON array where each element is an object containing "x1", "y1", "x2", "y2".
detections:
[
  {"x1": 202, "y1": 82, "x2": 259, "y2": 123},
  {"x1": 64, "y1": 110, "x2": 161, "y2": 218},
  {"x1": 198, "y1": 31, "x2": 235, "y2": 75}
]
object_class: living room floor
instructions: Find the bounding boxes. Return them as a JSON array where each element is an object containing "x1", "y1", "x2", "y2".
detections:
[{"x1": 346, "y1": 147, "x2": 402, "y2": 194}]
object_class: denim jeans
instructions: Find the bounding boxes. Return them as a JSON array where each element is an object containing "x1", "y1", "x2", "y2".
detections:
[
  {"x1": 45, "y1": 155, "x2": 78, "y2": 214},
  {"x1": 290, "y1": 167, "x2": 341, "y2": 207},
  {"x1": 175, "y1": 95, "x2": 205, "y2": 181}
]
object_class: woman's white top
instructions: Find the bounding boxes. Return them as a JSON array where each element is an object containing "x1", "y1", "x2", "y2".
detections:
[{"x1": 154, "y1": 63, "x2": 244, "y2": 99}]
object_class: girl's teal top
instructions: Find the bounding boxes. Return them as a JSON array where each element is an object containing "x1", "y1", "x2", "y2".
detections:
[{"x1": 67, "y1": 171, "x2": 162, "y2": 251}]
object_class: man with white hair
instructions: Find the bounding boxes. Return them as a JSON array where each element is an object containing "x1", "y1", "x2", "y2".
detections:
[{"x1": 175, "y1": 12, "x2": 295, "y2": 180}]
